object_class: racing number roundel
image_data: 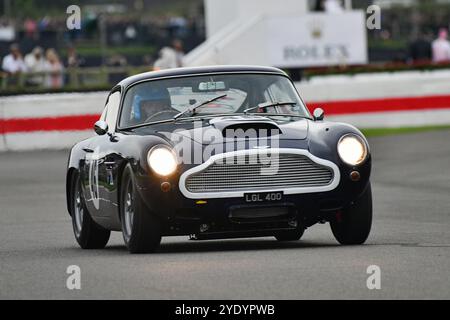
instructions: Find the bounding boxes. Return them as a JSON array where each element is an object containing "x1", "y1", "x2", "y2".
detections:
[{"x1": 87, "y1": 146, "x2": 100, "y2": 210}]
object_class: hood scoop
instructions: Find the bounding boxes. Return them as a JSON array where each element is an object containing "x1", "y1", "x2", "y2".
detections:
[{"x1": 209, "y1": 116, "x2": 281, "y2": 138}]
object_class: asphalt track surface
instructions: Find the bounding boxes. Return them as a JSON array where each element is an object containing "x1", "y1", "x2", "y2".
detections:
[{"x1": 1, "y1": 130, "x2": 450, "y2": 299}]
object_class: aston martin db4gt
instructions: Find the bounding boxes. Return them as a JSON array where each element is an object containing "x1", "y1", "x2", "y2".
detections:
[{"x1": 66, "y1": 65, "x2": 372, "y2": 253}]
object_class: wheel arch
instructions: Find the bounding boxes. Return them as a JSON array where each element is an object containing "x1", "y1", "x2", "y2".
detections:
[
  {"x1": 116, "y1": 160, "x2": 131, "y2": 222},
  {"x1": 66, "y1": 167, "x2": 78, "y2": 217}
]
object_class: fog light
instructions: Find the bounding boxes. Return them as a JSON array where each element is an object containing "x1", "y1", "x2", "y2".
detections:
[
  {"x1": 161, "y1": 181, "x2": 171, "y2": 192},
  {"x1": 288, "y1": 220, "x2": 298, "y2": 228},
  {"x1": 199, "y1": 224, "x2": 210, "y2": 233},
  {"x1": 350, "y1": 171, "x2": 361, "y2": 182}
]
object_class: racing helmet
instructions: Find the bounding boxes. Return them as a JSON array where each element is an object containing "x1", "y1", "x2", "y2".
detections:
[{"x1": 131, "y1": 85, "x2": 172, "y2": 121}]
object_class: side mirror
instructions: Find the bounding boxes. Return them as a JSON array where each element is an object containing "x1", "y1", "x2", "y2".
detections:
[
  {"x1": 94, "y1": 120, "x2": 108, "y2": 136},
  {"x1": 313, "y1": 108, "x2": 325, "y2": 121}
]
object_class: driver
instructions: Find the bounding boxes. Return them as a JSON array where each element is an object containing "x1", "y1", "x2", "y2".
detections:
[{"x1": 130, "y1": 85, "x2": 174, "y2": 122}]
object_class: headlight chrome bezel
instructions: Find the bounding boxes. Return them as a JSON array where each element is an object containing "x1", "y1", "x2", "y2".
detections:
[
  {"x1": 147, "y1": 145, "x2": 178, "y2": 176},
  {"x1": 337, "y1": 134, "x2": 368, "y2": 166}
]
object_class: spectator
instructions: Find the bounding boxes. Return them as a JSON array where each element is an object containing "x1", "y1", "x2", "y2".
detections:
[
  {"x1": 0, "y1": 19, "x2": 15, "y2": 41},
  {"x1": 65, "y1": 46, "x2": 84, "y2": 87},
  {"x1": 153, "y1": 40, "x2": 185, "y2": 71},
  {"x1": 409, "y1": 32, "x2": 432, "y2": 64},
  {"x1": 432, "y1": 28, "x2": 450, "y2": 63},
  {"x1": 25, "y1": 46, "x2": 46, "y2": 86},
  {"x1": 2, "y1": 43, "x2": 27, "y2": 75},
  {"x1": 125, "y1": 25, "x2": 137, "y2": 43},
  {"x1": 24, "y1": 18, "x2": 38, "y2": 39},
  {"x1": 66, "y1": 46, "x2": 83, "y2": 68},
  {"x1": 107, "y1": 54, "x2": 128, "y2": 84},
  {"x1": 172, "y1": 39, "x2": 185, "y2": 68},
  {"x1": 167, "y1": 16, "x2": 188, "y2": 39},
  {"x1": 142, "y1": 54, "x2": 154, "y2": 71},
  {"x1": 44, "y1": 48, "x2": 64, "y2": 88},
  {"x1": 324, "y1": 0, "x2": 344, "y2": 13},
  {"x1": 107, "y1": 54, "x2": 127, "y2": 67},
  {"x1": 153, "y1": 47, "x2": 178, "y2": 70},
  {"x1": 313, "y1": 0, "x2": 325, "y2": 11}
]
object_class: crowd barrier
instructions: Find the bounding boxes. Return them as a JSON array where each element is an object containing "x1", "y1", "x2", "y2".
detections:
[{"x1": 0, "y1": 92, "x2": 105, "y2": 151}]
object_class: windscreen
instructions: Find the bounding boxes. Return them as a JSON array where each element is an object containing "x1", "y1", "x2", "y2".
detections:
[{"x1": 119, "y1": 73, "x2": 310, "y2": 127}]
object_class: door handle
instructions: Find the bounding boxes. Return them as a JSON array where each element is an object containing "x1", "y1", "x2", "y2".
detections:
[
  {"x1": 104, "y1": 161, "x2": 115, "y2": 169},
  {"x1": 82, "y1": 147, "x2": 94, "y2": 153}
]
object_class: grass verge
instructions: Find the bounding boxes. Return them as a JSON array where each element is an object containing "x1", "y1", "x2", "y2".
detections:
[{"x1": 362, "y1": 125, "x2": 450, "y2": 137}]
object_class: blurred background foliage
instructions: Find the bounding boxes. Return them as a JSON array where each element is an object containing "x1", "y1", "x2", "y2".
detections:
[{"x1": 1, "y1": 0, "x2": 449, "y2": 94}]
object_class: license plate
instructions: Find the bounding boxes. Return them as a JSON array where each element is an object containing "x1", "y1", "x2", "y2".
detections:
[{"x1": 244, "y1": 191, "x2": 284, "y2": 203}]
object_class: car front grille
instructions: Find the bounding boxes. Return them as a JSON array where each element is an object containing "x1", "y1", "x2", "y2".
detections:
[{"x1": 184, "y1": 152, "x2": 334, "y2": 193}]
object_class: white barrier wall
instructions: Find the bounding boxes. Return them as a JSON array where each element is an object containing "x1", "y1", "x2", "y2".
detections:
[
  {"x1": 0, "y1": 92, "x2": 107, "y2": 151},
  {"x1": 1, "y1": 92, "x2": 106, "y2": 118},
  {"x1": 301, "y1": 70, "x2": 450, "y2": 129},
  {"x1": 0, "y1": 136, "x2": 6, "y2": 152},
  {"x1": 298, "y1": 70, "x2": 450, "y2": 101},
  {"x1": 0, "y1": 102, "x2": 5, "y2": 152}
]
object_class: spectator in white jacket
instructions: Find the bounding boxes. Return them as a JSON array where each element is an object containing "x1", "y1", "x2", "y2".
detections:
[
  {"x1": 25, "y1": 46, "x2": 46, "y2": 86},
  {"x1": 153, "y1": 47, "x2": 178, "y2": 70},
  {"x1": 2, "y1": 43, "x2": 27, "y2": 75}
]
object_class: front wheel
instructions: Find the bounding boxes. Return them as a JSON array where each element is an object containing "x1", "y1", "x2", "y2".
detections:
[
  {"x1": 71, "y1": 172, "x2": 110, "y2": 249},
  {"x1": 330, "y1": 183, "x2": 372, "y2": 245},
  {"x1": 120, "y1": 164, "x2": 162, "y2": 253}
]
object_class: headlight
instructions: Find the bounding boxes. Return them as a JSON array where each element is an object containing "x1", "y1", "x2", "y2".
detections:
[
  {"x1": 337, "y1": 134, "x2": 368, "y2": 166},
  {"x1": 147, "y1": 146, "x2": 177, "y2": 176}
]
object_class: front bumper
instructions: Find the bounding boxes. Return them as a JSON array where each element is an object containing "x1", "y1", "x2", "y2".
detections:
[
  {"x1": 135, "y1": 151, "x2": 371, "y2": 236},
  {"x1": 136, "y1": 175, "x2": 370, "y2": 236}
]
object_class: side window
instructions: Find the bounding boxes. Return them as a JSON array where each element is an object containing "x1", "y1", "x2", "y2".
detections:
[{"x1": 104, "y1": 91, "x2": 121, "y2": 133}]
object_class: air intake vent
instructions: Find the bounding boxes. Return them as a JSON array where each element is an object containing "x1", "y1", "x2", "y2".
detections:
[
  {"x1": 222, "y1": 123, "x2": 281, "y2": 138},
  {"x1": 184, "y1": 152, "x2": 334, "y2": 193}
]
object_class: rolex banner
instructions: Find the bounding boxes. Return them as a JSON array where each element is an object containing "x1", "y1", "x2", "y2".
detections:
[{"x1": 267, "y1": 11, "x2": 368, "y2": 68}]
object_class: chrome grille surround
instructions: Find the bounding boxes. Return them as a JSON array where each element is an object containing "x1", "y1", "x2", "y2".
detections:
[{"x1": 179, "y1": 148, "x2": 340, "y2": 199}]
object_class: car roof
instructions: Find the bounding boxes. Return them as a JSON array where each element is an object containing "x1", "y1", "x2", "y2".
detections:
[{"x1": 117, "y1": 65, "x2": 287, "y2": 88}]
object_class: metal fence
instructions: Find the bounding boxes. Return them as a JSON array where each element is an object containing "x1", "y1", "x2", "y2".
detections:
[{"x1": 0, "y1": 66, "x2": 152, "y2": 92}]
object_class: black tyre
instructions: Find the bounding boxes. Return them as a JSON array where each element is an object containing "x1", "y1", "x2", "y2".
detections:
[
  {"x1": 120, "y1": 164, "x2": 162, "y2": 253},
  {"x1": 274, "y1": 227, "x2": 304, "y2": 241},
  {"x1": 71, "y1": 172, "x2": 110, "y2": 249},
  {"x1": 330, "y1": 183, "x2": 372, "y2": 245}
]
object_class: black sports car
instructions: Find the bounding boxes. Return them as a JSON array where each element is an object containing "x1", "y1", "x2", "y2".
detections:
[{"x1": 66, "y1": 65, "x2": 372, "y2": 253}]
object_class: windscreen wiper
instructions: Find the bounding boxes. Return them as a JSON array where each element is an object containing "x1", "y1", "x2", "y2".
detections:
[
  {"x1": 119, "y1": 118, "x2": 178, "y2": 131},
  {"x1": 243, "y1": 101, "x2": 296, "y2": 114},
  {"x1": 173, "y1": 94, "x2": 227, "y2": 120},
  {"x1": 247, "y1": 113, "x2": 313, "y2": 120}
]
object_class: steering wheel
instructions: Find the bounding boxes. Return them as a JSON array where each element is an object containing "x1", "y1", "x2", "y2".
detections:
[{"x1": 144, "y1": 110, "x2": 179, "y2": 122}]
